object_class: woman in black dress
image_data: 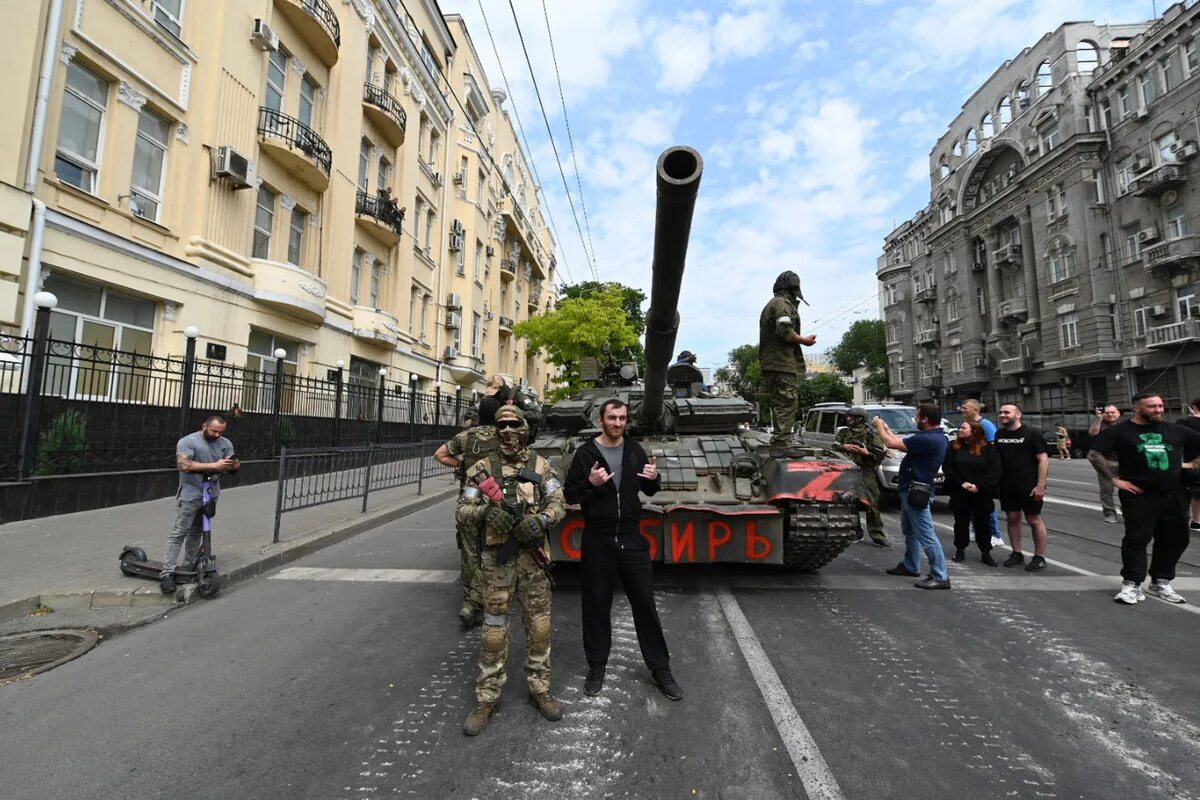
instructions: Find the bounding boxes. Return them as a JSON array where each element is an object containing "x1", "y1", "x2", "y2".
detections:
[{"x1": 943, "y1": 419, "x2": 1002, "y2": 565}]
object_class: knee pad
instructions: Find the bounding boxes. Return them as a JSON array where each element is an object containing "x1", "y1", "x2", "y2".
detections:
[
  {"x1": 481, "y1": 623, "x2": 508, "y2": 659},
  {"x1": 526, "y1": 613, "x2": 551, "y2": 651}
]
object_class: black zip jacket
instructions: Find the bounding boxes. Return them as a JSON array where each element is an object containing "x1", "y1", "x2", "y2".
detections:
[
  {"x1": 565, "y1": 437, "x2": 661, "y2": 536},
  {"x1": 942, "y1": 443, "x2": 1002, "y2": 499}
]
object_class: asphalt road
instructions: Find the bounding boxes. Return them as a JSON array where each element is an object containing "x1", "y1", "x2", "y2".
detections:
[{"x1": 1, "y1": 457, "x2": 1198, "y2": 800}]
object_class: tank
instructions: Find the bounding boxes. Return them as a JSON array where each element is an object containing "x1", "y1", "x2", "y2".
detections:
[{"x1": 532, "y1": 146, "x2": 865, "y2": 571}]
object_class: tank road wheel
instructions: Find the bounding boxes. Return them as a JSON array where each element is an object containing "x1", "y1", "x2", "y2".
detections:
[{"x1": 781, "y1": 502, "x2": 863, "y2": 572}]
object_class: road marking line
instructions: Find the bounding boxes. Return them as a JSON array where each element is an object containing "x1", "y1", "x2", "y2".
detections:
[
  {"x1": 1047, "y1": 477, "x2": 1100, "y2": 487},
  {"x1": 716, "y1": 587, "x2": 846, "y2": 800},
  {"x1": 269, "y1": 567, "x2": 458, "y2": 583},
  {"x1": 1041, "y1": 496, "x2": 1120, "y2": 514}
]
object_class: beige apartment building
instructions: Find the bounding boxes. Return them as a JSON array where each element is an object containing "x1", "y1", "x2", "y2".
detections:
[{"x1": 0, "y1": 0, "x2": 557, "y2": 401}]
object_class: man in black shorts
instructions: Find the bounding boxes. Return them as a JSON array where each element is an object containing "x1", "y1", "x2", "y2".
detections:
[{"x1": 993, "y1": 403, "x2": 1050, "y2": 571}]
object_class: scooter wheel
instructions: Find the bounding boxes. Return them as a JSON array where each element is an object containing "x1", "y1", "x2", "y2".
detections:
[
  {"x1": 119, "y1": 549, "x2": 147, "y2": 576},
  {"x1": 197, "y1": 571, "x2": 221, "y2": 598}
]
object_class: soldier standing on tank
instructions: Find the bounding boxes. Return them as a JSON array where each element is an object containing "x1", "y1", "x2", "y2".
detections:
[
  {"x1": 459, "y1": 406, "x2": 566, "y2": 736},
  {"x1": 759, "y1": 270, "x2": 817, "y2": 455},
  {"x1": 434, "y1": 412, "x2": 500, "y2": 628},
  {"x1": 835, "y1": 408, "x2": 891, "y2": 548}
]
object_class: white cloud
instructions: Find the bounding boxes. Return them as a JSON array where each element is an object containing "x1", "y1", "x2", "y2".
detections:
[{"x1": 653, "y1": 16, "x2": 715, "y2": 92}]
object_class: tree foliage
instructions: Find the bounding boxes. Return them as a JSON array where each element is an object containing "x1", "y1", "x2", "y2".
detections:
[
  {"x1": 715, "y1": 344, "x2": 853, "y2": 419},
  {"x1": 827, "y1": 319, "x2": 890, "y2": 400},
  {"x1": 513, "y1": 283, "x2": 640, "y2": 400},
  {"x1": 796, "y1": 373, "x2": 853, "y2": 414}
]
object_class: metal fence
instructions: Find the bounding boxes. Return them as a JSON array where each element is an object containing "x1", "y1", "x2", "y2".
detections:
[
  {"x1": 2, "y1": 316, "x2": 470, "y2": 481},
  {"x1": 272, "y1": 441, "x2": 453, "y2": 542}
]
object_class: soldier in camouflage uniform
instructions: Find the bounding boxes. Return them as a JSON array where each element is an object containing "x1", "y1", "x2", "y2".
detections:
[
  {"x1": 759, "y1": 270, "x2": 817, "y2": 454},
  {"x1": 434, "y1": 418, "x2": 501, "y2": 628},
  {"x1": 835, "y1": 408, "x2": 891, "y2": 547},
  {"x1": 459, "y1": 405, "x2": 566, "y2": 736}
]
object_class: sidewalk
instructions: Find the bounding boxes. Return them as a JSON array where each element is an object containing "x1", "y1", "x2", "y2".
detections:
[{"x1": 0, "y1": 473, "x2": 458, "y2": 622}]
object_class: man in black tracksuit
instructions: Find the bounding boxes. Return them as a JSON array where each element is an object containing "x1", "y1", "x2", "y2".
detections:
[{"x1": 565, "y1": 398, "x2": 682, "y2": 701}]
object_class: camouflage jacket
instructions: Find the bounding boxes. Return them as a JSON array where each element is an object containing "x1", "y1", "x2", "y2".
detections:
[
  {"x1": 462, "y1": 449, "x2": 566, "y2": 548},
  {"x1": 835, "y1": 421, "x2": 888, "y2": 468},
  {"x1": 759, "y1": 292, "x2": 803, "y2": 373},
  {"x1": 444, "y1": 425, "x2": 499, "y2": 492}
]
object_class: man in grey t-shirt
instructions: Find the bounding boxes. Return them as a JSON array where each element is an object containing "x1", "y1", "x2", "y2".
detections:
[{"x1": 161, "y1": 415, "x2": 238, "y2": 592}]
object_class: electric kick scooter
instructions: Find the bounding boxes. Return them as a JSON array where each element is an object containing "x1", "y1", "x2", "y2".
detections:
[{"x1": 119, "y1": 474, "x2": 221, "y2": 598}]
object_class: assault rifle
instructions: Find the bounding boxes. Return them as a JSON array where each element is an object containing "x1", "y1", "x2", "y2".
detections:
[{"x1": 470, "y1": 467, "x2": 555, "y2": 586}]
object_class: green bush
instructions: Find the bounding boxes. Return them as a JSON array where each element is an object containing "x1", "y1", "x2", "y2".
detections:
[{"x1": 34, "y1": 410, "x2": 88, "y2": 476}]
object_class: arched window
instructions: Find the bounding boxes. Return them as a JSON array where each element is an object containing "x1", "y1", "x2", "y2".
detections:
[
  {"x1": 1017, "y1": 80, "x2": 1031, "y2": 109},
  {"x1": 965, "y1": 129, "x2": 977, "y2": 155},
  {"x1": 1076, "y1": 41, "x2": 1099, "y2": 76},
  {"x1": 953, "y1": 140, "x2": 963, "y2": 158},
  {"x1": 998, "y1": 96, "x2": 1012, "y2": 126},
  {"x1": 939, "y1": 162, "x2": 950, "y2": 179},
  {"x1": 981, "y1": 113, "x2": 994, "y2": 139},
  {"x1": 1036, "y1": 60, "x2": 1052, "y2": 92}
]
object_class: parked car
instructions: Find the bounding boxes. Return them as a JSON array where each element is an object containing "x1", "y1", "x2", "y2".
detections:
[{"x1": 801, "y1": 402, "x2": 947, "y2": 500}]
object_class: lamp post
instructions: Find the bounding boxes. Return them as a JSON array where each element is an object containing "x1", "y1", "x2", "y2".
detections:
[
  {"x1": 271, "y1": 347, "x2": 286, "y2": 454},
  {"x1": 178, "y1": 325, "x2": 199, "y2": 438},
  {"x1": 375, "y1": 367, "x2": 387, "y2": 442},
  {"x1": 18, "y1": 291, "x2": 58, "y2": 479},
  {"x1": 332, "y1": 359, "x2": 344, "y2": 446}
]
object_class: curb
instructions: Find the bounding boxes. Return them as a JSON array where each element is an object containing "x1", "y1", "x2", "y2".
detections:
[{"x1": 0, "y1": 485, "x2": 457, "y2": 622}]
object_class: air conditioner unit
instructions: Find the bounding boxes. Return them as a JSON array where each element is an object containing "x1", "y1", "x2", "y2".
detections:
[
  {"x1": 974, "y1": 357, "x2": 986, "y2": 367},
  {"x1": 444, "y1": 310, "x2": 462, "y2": 329},
  {"x1": 1170, "y1": 140, "x2": 1199, "y2": 159},
  {"x1": 444, "y1": 345, "x2": 459, "y2": 359},
  {"x1": 1151, "y1": 304, "x2": 1169, "y2": 316},
  {"x1": 1132, "y1": 158, "x2": 1153, "y2": 173},
  {"x1": 446, "y1": 292, "x2": 462, "y2": 310},
  {"x1": 485, "y1": 245, "x2": 495, "y2": 257},
  {"x1": 1123, "y1": 355, "x2": 1143, "y2": 369},
  {"x1": 452, "y1": 172, "x2": 465, "y2": 185},
  {"x1": 448, "y1": 233, "x2": 463, "y2": 251},
  {"x1": 1138, "y1": 227, "x2": 1161, "y2": 244},
  {"x1": 1135, "y1": 107, "x2": 1151, "y2": 121},
  {"x1": 251, "y1": 19, "x2": 279, "y2": 51},
  {"x1": 1021, "y1": 386, "x2": 1033, "y2": 395},
  {"x1": 432, "y1": 172, "x2": 443, "y2": 186},
  {"x1": 972, "y1": 262, "x2": 985, "y2": 272},
  {"x1": 214, "y1": 146, "x2": 252, "y2": 189},
  {"x1": 1025, "y1": 141, "x2": 1039, "y2": 155},
  {"x1": 1059, "y1": 376, "x2": 1074, "y2": 386}
]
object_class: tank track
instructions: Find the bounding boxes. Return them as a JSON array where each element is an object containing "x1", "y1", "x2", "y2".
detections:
[{"x1": 782, "y1": 501, "x2": 863, "y2": 571}]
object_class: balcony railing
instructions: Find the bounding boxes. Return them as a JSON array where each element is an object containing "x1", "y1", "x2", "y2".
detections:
[
  {"x1": 355, "y1": 190, "x2": 405, "y2": 240},
  {"x1": 528, "y1": 281, "x2": 543, "y2": 308},
  {"x1": 257, "y1": 107, "x2": 331, "y2": 179},
  {"x1": 915, "y1": 329, "x2": 939, "y2": 346},
  {"x1": 362, "y1": 82, "x2": 407, "y2": 142},
  {"x1": 992, "y1": 243, "x2": 1023, "y2": 268},
  {"x1": 1143, "y1": 235, "x2": 1200, "y2": 271},
  {"x1": 914, "y1": 286, "x2": 938, "y2": 304},
  {"x1": 1131, "y1": 163, "x2": 1187, "y2": 197},
  {"x1": 999, "y1": 355, "x2": 1031, "y2": 375},
  {"x1": 499, "y1": 260, "x2": 517, "y2": 280},
  {"x1": 498, "y1": 316, "x2": 514, "y2": 332},
  {"x1": 274, "y1": 0, "x2": 340, "y2": 65},
  {"x1": 997, "y1": 297, "x2": 1028, "y2": 322},
  {"x1": 1147, "y1": 318, "x2": 1200, "y2": 348}
]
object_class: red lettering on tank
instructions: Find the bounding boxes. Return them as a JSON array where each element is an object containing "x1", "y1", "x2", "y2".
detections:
[
  {"x1": 640, "y1": 517, "x2": 662, "y2": 560},
  {"x1": 670, "y1": 520, "x2": 696, "y2": 562},
  {"x1": 708, "y1": 520, "x2": 733, "y2": 561},
  {"x1": 746, "y1": 521, "x2": 772, "y2": 560},
  {"x1": 559, "y1": 518, "x2": 584, "y2": 560}
]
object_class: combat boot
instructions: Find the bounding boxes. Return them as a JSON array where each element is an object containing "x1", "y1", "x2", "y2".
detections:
[
  {"x1": 458, "y1": 604, "x2": 483, "y2": 628},
  {"x1": 462, "y1": 701, "x2": 496, "y2": 736},
  {"x1": 529, "y1": 692, "x2": 563, "y2": 721}
]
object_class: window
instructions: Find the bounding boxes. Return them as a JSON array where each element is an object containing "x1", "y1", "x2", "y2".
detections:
[
  {"x1": 474, "y1": 240, "x2": 483, "y2": 281},
  {"x1": 886, "y1": 321, "x2": 898, "y2": 343},
  {"x1": 252, "y1": 186, "x2": 275, "y2": 259},
  {"x1": 1167, "y1": 205, "x2": 1188, "y2": 239},
  {"x1": 1099, "y1": 99, "x2": 1112, "y2": 130},
  {"x1": 998, "y1": 96, "x2": 1012, "y2": 126},
  {"x1": 952, "y1": 140, "x2": 962, "y2": 158},
  {"x1": 420, "y1": 294, "x2": 429, "y2": 340},
  {"x1": 965, "y1": 129, "x2": 977, "y2": 155},
  {"x1": 1116, "y1": 155, "x2": 1135, "y2": 194},
  {"x1": 1041, "y1": 384, "x2": 1067, "y2": 411},
  {"x1": 408, "y1": 286, "x2": 419, "y2": 333},
  {"x1": 1134, "y1": 305, "x2": 1149, "y2": 337},
  {"x1": 369, "y1": 259, "x2": 380, "y2": 307},
  {"x1": 946, "y1": 293, "x2": 961, "y2": 321},
  {"x1": 418, "y1": 114, "x2": 429, "y2": 161},
  {"x1": 1186, "y1": 41, "x2": 1200, "y2": 76},
  {"x1": 942, "y1": 253, "x2": 954, "y2": 275},
  {"x1": 1123, "y1": 223, "x2": 1142, "y2": 262},
  {"x1": 1039, "y1": 123, "x2": 1059, "y2": 153},
  {"x1": 1140, "y1": 70, "x2": 1157, "y2": 107},
  {"x1": 1046, "y1": 184, "x2": 1066, "y2": 221},
  {"x1": 424, "y1": 208, "x2": 435, "y2": 253},
  {"x1": 1076, "y1": 41, "x2": 1099, "y2": 76},
  {"x1": 1117, "y1": 85, "x2": 1132, "y2": 117},
  {"x1": 953, "y1": 348, "x2": 964, "y2": 373},
  {"x1": 1177, "y1": 286, "x2": 1199, "y2": 320},
  {"x1": 977, "y1": 287, "x2": 987, "y2": 316},
  {"x1": 299, "y1": 75, "x2": 317, "y2": 128},
  {"x1": 939, "y1": 162, "x2": 950, "y2": 180},
  {"x1": 981, "y1": 113, "x2": 994, "y2": 139},
  {"x1": 471, "y1": 312, "x2": 481, "y2": 356},
  {"x1": 939, "y1": 201, "x2": 952, "y2": 224},
  {"x1": 153, "y1": 0, "x2": 184, "y2": 37},
  {"x1": 287, "y1": 208, "x2": 307, "y2": 266},
  {"x1": 1059, "y1": 313, "x2": 1079, "y2": 349},
  {"x1": 350, "y1": 249, "x2": 362, "y2": 305},
  {"x1": 455, "y1": 234, "x2": 466, "y2": 275},
  {"x1": 896, "y1": 362, "x2": 906, "y2": 385},
  {"x1": 366, "y1": 42, "x2": 378, "y2": 84},
  {"x1": 885, "y1": 283, "x2": 898, "y2": 305},
  {"x1": 1085, "y1": 168, "x2": 1105, "y2": 205},
  {"x1": 1034, "y1": 62, "x2": 1052, "y2": 95},
  {"x1": 1161, "y1": 53, "x2": 1179, "y2": 93},
  {"x1": 420, "y1": 38, "x2": 440, "y2": 77},
  {"x1": 358, "y1": 139, "x2": 371, "y2": 191},
  {"x1": 129, "y1": 108, "x2": 169, "y2": 220},
  {"x1": 427, "y1": 128, "x2": 440, "y2": 165},
  {"x1": 459, "y1": 155, "x2": 469, "y2": 196},
  {"x1": 265, "y1": 50, "x2": 287, "y2": 113},
  {"x1": 1157, "y1": 131, "x2": 1178, "y2": 163},
  {"x1": 477, "y1": 169, "x2": 485, "y2": 204},
  {"x1": 1049, "y1": 245, "x2": 1074, "y2": 283},
  {"x1": 413, "y1": 198, "x2": 425, "y2": 247},
  {"x1": 55, "y1": 61, "x2": 108, "y2": 192},
  {"x1": 377, "y1": 156, "x2": 391, "y2": 194},
  {"x1": 246, "y1": 330, "x2": 298, "y2": 411}
]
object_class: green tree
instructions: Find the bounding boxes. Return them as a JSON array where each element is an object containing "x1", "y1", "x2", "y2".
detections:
[
  {"x1": 827, "y1": 319, "x2": 889, "y2": 400},
  {"x1": 796, "y1": 373, "x2": 853, "y2": 416},
  {"x1": 556, "y1": 281, "x2": 647, "y2": 370},
  {"x1": 713, "y1": 344, "x2": 762, "y2": 403},
  {"x1": 514, "y1": 283, "x2": 640, "y2": 400},
  {"x1": 34, "y1": 409, "x2": 88, "y2": 475}
]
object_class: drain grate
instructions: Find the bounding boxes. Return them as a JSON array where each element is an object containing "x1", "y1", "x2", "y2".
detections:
[{"x1": 0, "y1": 630, "x2": 100, "y2": 683}]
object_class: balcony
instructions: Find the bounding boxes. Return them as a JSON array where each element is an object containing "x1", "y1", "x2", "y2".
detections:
[
  {"x1": 914, "y1": 286, "x2": 938, "y2": 304},
  {"x1": 1131, "y1": 163, "x2": 1187, "y2": 198},
  {"x1": 999, "y1": 355, "x2": 1031, "y2": 375},
  {"x1": 498, "y1": 316, "x2": 514, "y2": 334},
  {"x1": 992, "y1": 243, "x2": 1023, "y2": 269},
  {"x1": 362, "y1": 83, "x2": 407, "y2": 146},
  {"x1": 351, "y1": 306, "x2": 401, "y2": 347},
  {"x1": 251, "y1": 259, "x2": 326, "y2": 324},
  {"x1": 1143, "y1": 235, "x2": 1200, "y2": 271},
  {"x1": 528, "y1": 280, "x2": 543, "y2": 309},
  {"x1": 273, "y1": 0, "x2": 340, "y2": 66},
  {"x1": 914, "y1": 329, "x2": 939, "y2": 347},
  {"x1": 499, "y1": 260, "x2": 517, "y2": 281},
  {"x1": 258, "y1": 107, "x2": 331, "y2": 192},
  {"x1": 1147, "y1": 318, "x2": 1200, "y2": 348},
  {"x1": 997, "y1": 297, "x2": 1028, "y2": 322},
  {"x1": 354, "y1": 190, "x2": 404, "y2": 247}
]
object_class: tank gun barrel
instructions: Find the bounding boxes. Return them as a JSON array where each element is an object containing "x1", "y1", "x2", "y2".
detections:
[{"x1": 639, "y1": 146, "x2": 703, "y2": 430}]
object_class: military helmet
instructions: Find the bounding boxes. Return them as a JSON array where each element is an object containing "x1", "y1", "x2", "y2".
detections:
[
  {"x1": 847, "y1": 406, "x2": 868, "y2": 419},
  {"x1": 494, "y1": 405, "x2": 526, "y2": 423},
  {"x1": 677, "y1": 350, "x2": 697, "y2": 363},
  {"x1": 772, "y1": 270, "x2": 808, "y2": 305}
]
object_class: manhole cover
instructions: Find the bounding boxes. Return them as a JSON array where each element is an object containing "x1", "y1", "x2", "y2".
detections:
[{"x1": 0, "y1": 629, "x2": 99, "y2": 683}]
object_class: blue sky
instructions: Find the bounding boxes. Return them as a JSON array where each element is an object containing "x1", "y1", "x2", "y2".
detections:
[{"x1": 451, "y1": 0, "x2": 1153, "y2": 377}]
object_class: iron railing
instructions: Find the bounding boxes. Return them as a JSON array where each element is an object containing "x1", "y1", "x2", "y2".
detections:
[
  {"x1": 355, "y1": 190, "x2": 405, "y2": 238},
  {"x1": 362, "y1": 82, "x2": 407, "y2": 131},
  {"x1": 291, "y1": 0, "x2": 340, "y2": 47},
  {"x1": 258, "y1": 107, "x2": 332, "y2": 178}
]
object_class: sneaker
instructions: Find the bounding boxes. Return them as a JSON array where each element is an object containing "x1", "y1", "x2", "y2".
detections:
[
  {"x1": 1003, "y1": 552, "x2": 1025, "y2": 568},
  {"x1": 584, "y1": 665, "x2": 606, "y2": 697},
  {"x1": 1190, "y1": 521, "x2": 1200, "y2": 532},
  {"x1": 980, "y1": 552, "x2": 998, "y2": 567},
  {"x1": 990, "y1": 534, "x2": 1005, "y2": 548},
  {"x1": 458, "y1": 605, "x2": 483, "y2": 628},
  {"x1": 529, "y1": 692, "x2": 563, "y2": 721},
  {"x1": 651, "y1": 669, "x2": 683, "y2": 701},
  {"x1": 463, "y1": 701, "x2": 497, "y2": 735},
  {"x1": 952, "y1": 548, "x2": 966, "y2": 563},
  {"x1": 160, "y1": 573, "x2": 176, "y2": 593},
  {"x1": 914, "y1": 575, "x2": 951, "y2": 590},
  {"x1": 1145, "y1": 580, "x2": 1188, "y2": 604},
  {"x1": 1105, "y1": 513, "x2": 1120, "y2": 525},
  {"x1": 1113, "y1": 581, "x2": 1143, "y2": 605},
  {"x1": 886, "y1": 563, "x2": 920, "y2": 576},
  {"x1": 1025, "y1": 555, "x2": 1047, "y2": 572},
  {"x1": 870, "y1": 535, "x2": 892, "y2": 549}
]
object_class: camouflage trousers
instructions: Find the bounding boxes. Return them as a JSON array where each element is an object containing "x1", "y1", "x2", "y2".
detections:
[
  {"x1": 454, "y1": 503, "x2": 483, "y2": 612},
  {"x1": 763, "y1": 370, "x2": 799, "y2": 450},
  {"x1": 861, "y1": 469, "x2": 886, "y2": 542},
  {"x1": 475, "y1": 547, "x2": 553, "y2": 703}
]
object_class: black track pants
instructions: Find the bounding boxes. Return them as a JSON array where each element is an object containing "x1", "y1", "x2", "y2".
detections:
[{"x1": 580, "y1": 532, "x2": 670, "y2": 672}]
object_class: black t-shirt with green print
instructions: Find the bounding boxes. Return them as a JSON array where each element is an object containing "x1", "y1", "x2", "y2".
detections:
[{"x1": 1091, "y1": 420, "x2": 1200, "y2": 492}]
